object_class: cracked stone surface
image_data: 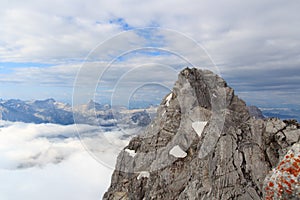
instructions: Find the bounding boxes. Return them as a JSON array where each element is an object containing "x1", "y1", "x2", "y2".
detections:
[
  {"x1": 103, "y1": 68, "x2": 300, "y2": 200},
  {"x1": 264, "y1": 143, "x2": 300, "y2": 199}
]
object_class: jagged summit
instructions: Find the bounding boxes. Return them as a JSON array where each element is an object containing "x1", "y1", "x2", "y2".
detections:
[{"x1": 104, "y1": 67, "x2": 300, "y2": 200}]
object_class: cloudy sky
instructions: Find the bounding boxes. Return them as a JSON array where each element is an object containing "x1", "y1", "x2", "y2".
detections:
[{"x1": 0, "y1": 0, "x2": 299, "y2": 108}]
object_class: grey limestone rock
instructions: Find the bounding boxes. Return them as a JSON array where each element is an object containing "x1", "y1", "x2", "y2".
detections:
[{"x1": 103, "y1": 68, "x2": 300, "y2": 200}]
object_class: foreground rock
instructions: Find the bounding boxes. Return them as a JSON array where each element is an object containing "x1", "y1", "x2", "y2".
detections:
[{"x1": 104, "y1": 68, "x2": 300, "y2": 200}]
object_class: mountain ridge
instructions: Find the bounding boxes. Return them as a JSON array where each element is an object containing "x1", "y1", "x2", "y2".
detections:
[
  {"x1": 104, "y1": 67, "x2": 300, "y2": 200},
  {"x1": 0, "y1": 98, "x2": 154, "y2": 128}
]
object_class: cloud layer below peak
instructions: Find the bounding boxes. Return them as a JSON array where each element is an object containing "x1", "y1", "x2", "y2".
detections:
[{"x1": 0, "y1": 120, "x2": 129, "y2": 199}]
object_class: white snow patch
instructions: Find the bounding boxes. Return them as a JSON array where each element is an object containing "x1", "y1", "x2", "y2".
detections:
[
  {"x1": 137, "y1": 171, "x2": 150, "y2": 180},
  {"x1": 169, "y1": 145, "x2": 187, "y2": 158},
  {"x1": 165, "y1": 93, "x2": 173, "y2": 106},
  {"x1": 212, "y1": 93, "x2": 217, "y2": 98},
  {"x1": 125, "y1": 149, "x2": 136, "y2": 157},
  {"x1": 192, "y1": 121, "x2": 207, "y2": 137},
  {"x1": 162, "y1": 110, "x2": 166, "y2": 116}
]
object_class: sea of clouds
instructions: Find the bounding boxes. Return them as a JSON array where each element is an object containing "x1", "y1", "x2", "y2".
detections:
[{"x1": 0, "y1": 120, "x2": 131, "y2": 200}]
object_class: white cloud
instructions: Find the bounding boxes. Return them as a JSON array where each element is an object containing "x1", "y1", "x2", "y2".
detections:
[
  {"x1": 0, "y1": 0, "x2": 299, "y2": 107},
  {"x1": 0, "y1": 3, "x2": 121, "y2": 62},
  {"x1": 0, "y1": 121, "x2": 86, "y2": 168},
  {"x1": 0, "y1": 151, "x2": 113, "y2": 200},
  {"x1": 0, "y1": 120, "x2": 132, "y2": 199},
  {"x1": 0, "y1": 64, "x2": 80, "y2": 86},
  {"x1": 1, "y1": 0, "x2": 299, "y2": 67}
]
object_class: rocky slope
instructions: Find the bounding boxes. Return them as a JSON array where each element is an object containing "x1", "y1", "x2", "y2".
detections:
[{"x1": 103, "y1": 68, "x2": 300, "y2": 200}]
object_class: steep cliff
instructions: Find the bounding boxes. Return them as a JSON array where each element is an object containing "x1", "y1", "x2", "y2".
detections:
[{"x1": 104, "y1": 68, "x2": 300, "y2": 200}]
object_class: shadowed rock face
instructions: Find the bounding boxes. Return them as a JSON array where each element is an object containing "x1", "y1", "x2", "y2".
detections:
[
  {"x1": 103, "y1": 68, "x2": 300, "y2": 200},
  {"x1": 248, "y1": 105, "x2": 265, "y2": 119}
]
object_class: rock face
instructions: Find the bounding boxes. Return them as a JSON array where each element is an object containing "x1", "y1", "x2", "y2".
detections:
[
  {"x1": 247, "y1": 105, "x2": 264, "y2": 119},
  {"x1": 103, "y1": 68, "x2": 300, "y2": 200},
  {"x1": 131, "y1": 111, "x2": 152, "y2": 127}
]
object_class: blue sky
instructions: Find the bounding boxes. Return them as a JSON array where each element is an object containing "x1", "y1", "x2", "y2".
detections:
[{"x1": 0, "y1": 0, "x2": 299, "y2": 109}]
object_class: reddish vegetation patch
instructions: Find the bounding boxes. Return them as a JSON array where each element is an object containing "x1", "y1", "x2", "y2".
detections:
[{"x1": 264, "y1": 146, "x2": 300, "y2": 199}]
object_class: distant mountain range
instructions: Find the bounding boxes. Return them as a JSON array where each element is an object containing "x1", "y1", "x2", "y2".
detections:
[
  {"x1": 0, "y1": 98, "x2": 298, "y2": 128},
  {"x1": 260, "y1": 107, "x2": 300, "y2": 122},
  {"x1": 0, "y1": 98, "x2": 73, "y2": 124},
  {"x1": 0, "y1": 98, "x2": 157, "y2": 128}
]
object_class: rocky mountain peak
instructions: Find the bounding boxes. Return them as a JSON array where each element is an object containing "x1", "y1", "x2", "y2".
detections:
[{"x1": 104, "y1": 67, "x2": 300, "y2": 200}]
